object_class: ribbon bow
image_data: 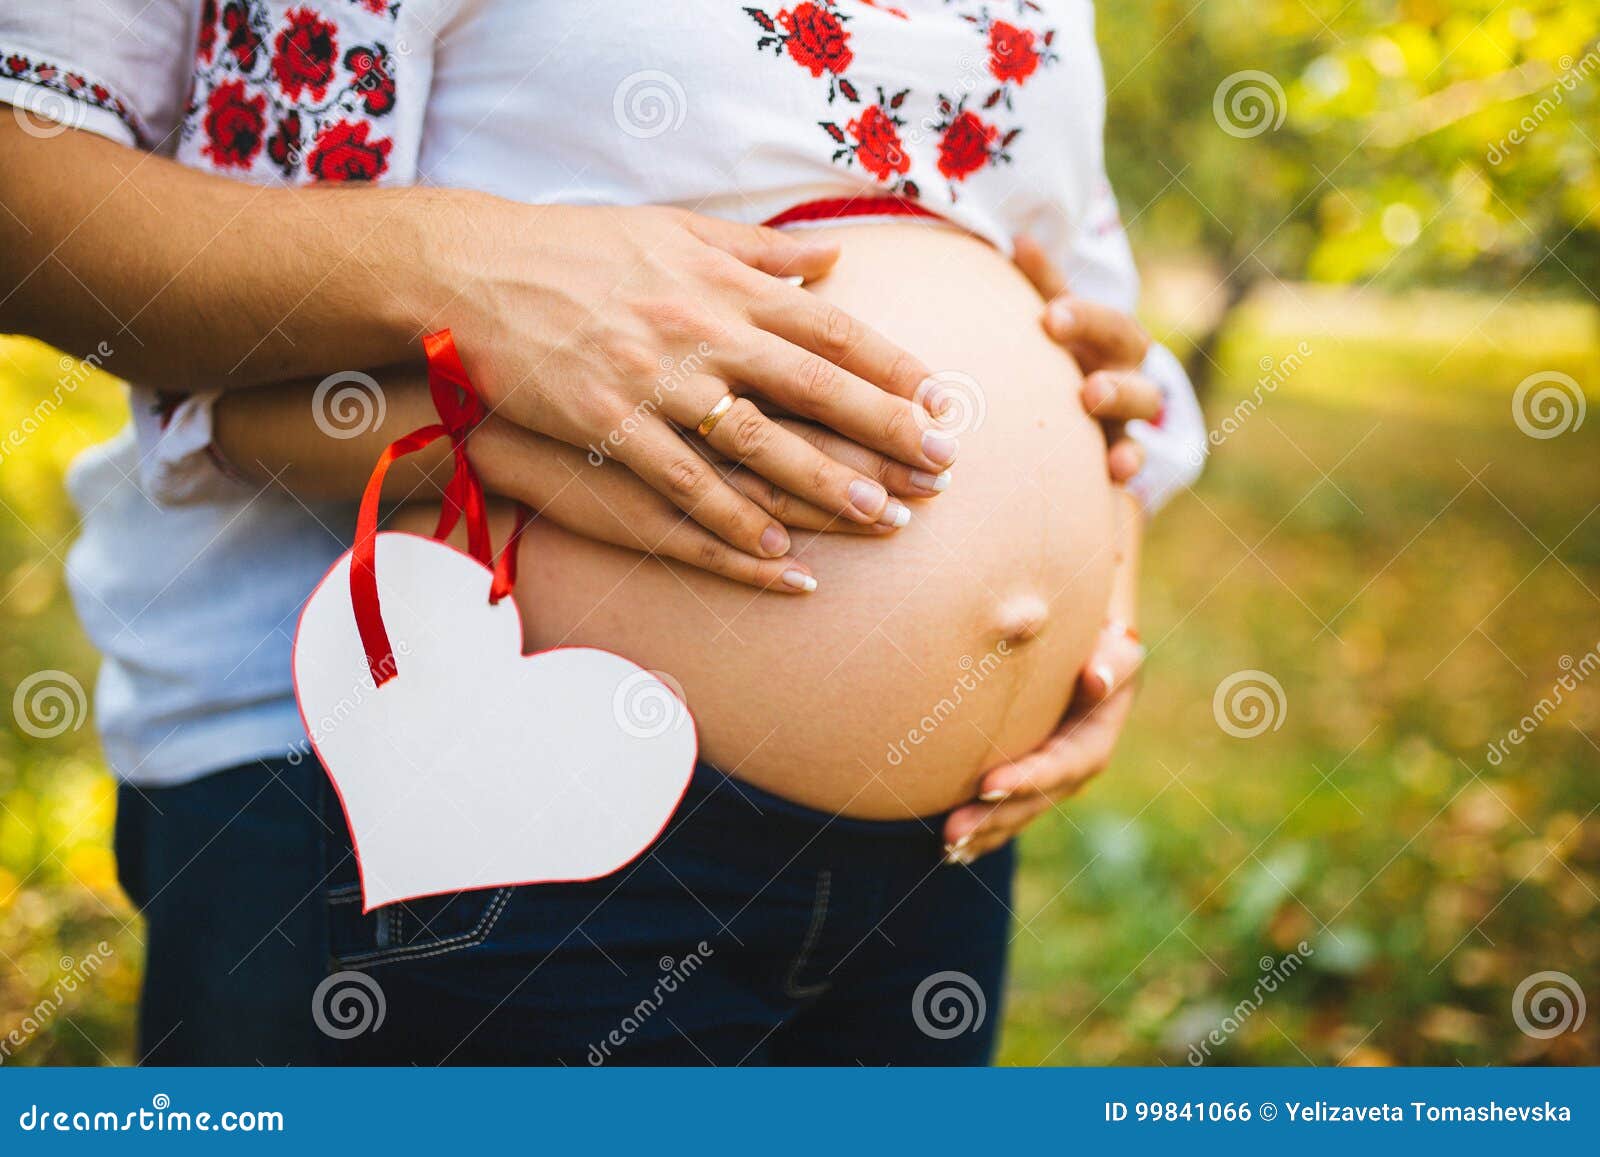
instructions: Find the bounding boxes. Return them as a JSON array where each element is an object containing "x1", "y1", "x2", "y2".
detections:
[{"x1": 350, "y1": 330, "x2": 527, "y2": 687}]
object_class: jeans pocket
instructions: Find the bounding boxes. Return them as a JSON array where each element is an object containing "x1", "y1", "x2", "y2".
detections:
[
  {"x1": 325, "y1": 883, "x2": 514, "y2": 970},
  {"x1": 316, "y1": 768, "x2": 513, "y2": 969}
]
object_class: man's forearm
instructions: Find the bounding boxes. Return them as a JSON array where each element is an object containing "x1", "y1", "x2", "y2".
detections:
[{"x1": 0, "y1": 119, "x2": 470, "y2": 389}]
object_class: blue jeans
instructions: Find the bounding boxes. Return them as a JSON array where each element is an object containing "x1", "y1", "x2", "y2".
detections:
[{"x1": 116, "y1": 757, "x2": 1015, "y2": 1065}]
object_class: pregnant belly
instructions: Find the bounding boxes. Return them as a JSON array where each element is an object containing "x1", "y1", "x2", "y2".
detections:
[{"x1": 494, "y1": 224, "x2": 1111, "y2": 818}]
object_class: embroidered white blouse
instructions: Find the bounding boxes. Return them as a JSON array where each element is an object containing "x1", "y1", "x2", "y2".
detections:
[{"x1": 1, "y1": 0, "x2": 1206, "y2": 784}]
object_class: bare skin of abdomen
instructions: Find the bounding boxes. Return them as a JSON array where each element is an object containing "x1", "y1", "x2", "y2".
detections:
[{"x1": 402, "y1": 223, "x2": 1115, "y2": 818}]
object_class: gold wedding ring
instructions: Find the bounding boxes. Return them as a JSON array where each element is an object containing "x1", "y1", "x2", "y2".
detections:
[{"x1": 695, "y1": 393, "x2": 736, "y2": 437}]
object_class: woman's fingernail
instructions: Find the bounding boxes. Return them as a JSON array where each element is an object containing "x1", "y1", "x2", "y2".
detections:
[
  {"x1": 1086, "y1": 374, "x2": 1119, "y2": 411},
  {"x1": 922, "y1": 430, "x2": 959, "y2": 466},
  {"x1": 1092, "y1": 663, "x2": 1116, "y2": 693},
  {"x1": 782, "y1": 569, "x2": 818, "y2": 592},
  {"x1": 879, "y1": 501, "x2": 912, "y2": 528},
  {"x1": 848, "y1": 479, "x2": 888, "y2": 520},
  {"x1": 910, "y1": 469, "x2": 952, "y2": 493},
  {"x1": 1132, "y1": 642, "x2": 1149, "y2": 665},
  {"x1": 1049, "y1": 301, "x2": 1075, "y2": 332},
  {"x1": 943, "y1": 847, "x2": 974, "y2": 867},
  {"x1": 979, "y1": 787, "x2": 1007, "y2": 802},
  {"x1": 761, "y1": 525, "x2": 790, "y2": 556},
  {"x1": 952, "y1": 831, "x2": 974, "y2": 852}
]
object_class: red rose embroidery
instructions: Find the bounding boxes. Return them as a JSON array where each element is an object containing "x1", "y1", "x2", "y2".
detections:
[
  {"x1": 198, "y1": 0, "x2": 218, "y2": 63},
  {"x1": 307, "y1": 120, "x2": 391, "y2": 182},
  {"x1": 847, "y1": 104, "x2": 909, "y2": 181},
  {"x1": 202, "y1": 79, "x2": 266, "y2": 170},
  {"x1": 4, "y1": 55, "x2": 28, "y2": 75},
  {"x1": 222, "y1": 2, "x2": 261, "y2": 69},
  {"x1": 344, "y1": 45, "x2": 395, "y2": 116},
  {"x1": 272, "y1": 7, "x2": 338, "y2": 101},
  {"x1": 937, "y1": 109, "x2": 998, "y2": 180},
  {"x1": 987, "y1": 21, "x2": 1039, "y2": 85},
  {"x1": 779, "y1": 3, "x2": 852, "y2": 77},
  {"x1": 267, "y1": 110, "x2": 303, "y2": 176},
  {"x1": 360, "y1": 0, "x2": 390, "y2": 13}
]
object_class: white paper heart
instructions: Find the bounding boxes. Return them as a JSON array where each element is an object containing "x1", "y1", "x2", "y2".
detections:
[{"x1": 292, "y1": 531, "x2": 697, "y2": 911}]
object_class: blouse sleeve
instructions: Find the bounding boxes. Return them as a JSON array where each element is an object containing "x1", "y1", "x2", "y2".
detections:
[
  {"x1": 0, "y1": 0, "x2": 196, "y2": 151},
  {"x1": 1052, "y1": 179, "x2": 1208, "y2": 515}
]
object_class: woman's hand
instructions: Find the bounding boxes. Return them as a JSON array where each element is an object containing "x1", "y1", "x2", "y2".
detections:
[
  {"x1": 940, "y1": 489, "x2": 1146, "y2": 861},
  {"x1": 214, "y1": 370, "x2": 934, "y2": 593},
  {"x1": 1012, "y1": 235, "x2": 1163, "y2": 483},
  {"x1": 468, "y1": 415, "x2": 920, "y2": 593},
  {"x1": 940, "y1": 621, "x2": 1146, "y2": 861},
  {"x1": 446, "y1": 201, "x2": 957, "y2": 561}
]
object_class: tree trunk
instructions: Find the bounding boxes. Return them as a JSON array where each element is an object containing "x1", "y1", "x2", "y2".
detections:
[{"x1": 1182, "y1": 271, "x2": 1254, "y2": 402}]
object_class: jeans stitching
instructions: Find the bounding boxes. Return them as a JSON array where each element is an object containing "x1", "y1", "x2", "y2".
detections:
[
  {"x1": 783, "y1": 869, "x2": 833, "y2": 999},
  {"x1": 333, "y1": 887, "x2": 514, "y2": 969}
]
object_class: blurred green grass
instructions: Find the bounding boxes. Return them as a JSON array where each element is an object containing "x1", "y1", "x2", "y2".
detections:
[
  {"x1": 1, "y1": 283, "x2": 1596, "y2": 1065},
  {"x1": 1003, "y1": 283, "x2": 1600, "y2": 1066}
]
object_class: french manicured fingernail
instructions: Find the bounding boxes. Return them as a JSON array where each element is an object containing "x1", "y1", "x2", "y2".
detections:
[
  {"x1": 782, "y1": 569, "x2": 818, "y2": 592},
  {"x1": 922, "y1": 430, "x2": 959, "y2": 466},
  {"x1": 782, "y1": 274, "x2": 806, "y2": 287},
  {"x1": 761, "y1": 526, "x2": 790, "y2": 556},
  {"x1": 1132, "y1": 642, "x2": 1149, "y2": 665},
  {"x1": 1092, "y1": 663, "x2": 1116, "y2": 693},
  {"x1": 943, "y1": 847, "x2": 974, "y2": 866},
  {"x1": 979, "y1": 786, "x2": 1008, "y2": 802},
  {"x1": 848, "y1": 479, "x2": 888, "y2": 520},
  {"x1": 879, "y1": 501, "x2": 912, "y2": 528},
  {"x1": 1049, "y1": 301, "x2": 1075, "y2": 332},
  {"x1": 909, "y1": 469, "x2": 952, "y2": 493}
]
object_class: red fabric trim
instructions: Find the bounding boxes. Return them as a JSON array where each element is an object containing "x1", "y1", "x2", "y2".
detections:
[{"x1": 761, "y1": 194, "x2": 942, "y2": 229}]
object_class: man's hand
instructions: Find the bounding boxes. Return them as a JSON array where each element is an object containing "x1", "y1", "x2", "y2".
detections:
[
  {"x1": 447, "y1": 202, "x2": 958, "y2": 562},
  {"x1": 1012, "y1": 235, "x2": 1164, "y2": 483},
  {"x1": 0, "y1": 122, "x2": 952, "y2": 568},
  {"x1": 940, "y1": 621, "x2": 1146, "y2": 862}
]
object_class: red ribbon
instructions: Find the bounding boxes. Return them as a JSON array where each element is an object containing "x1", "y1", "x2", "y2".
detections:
[{"x1": 350, "y1": 330, "x2": 528, "y2": 687}]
